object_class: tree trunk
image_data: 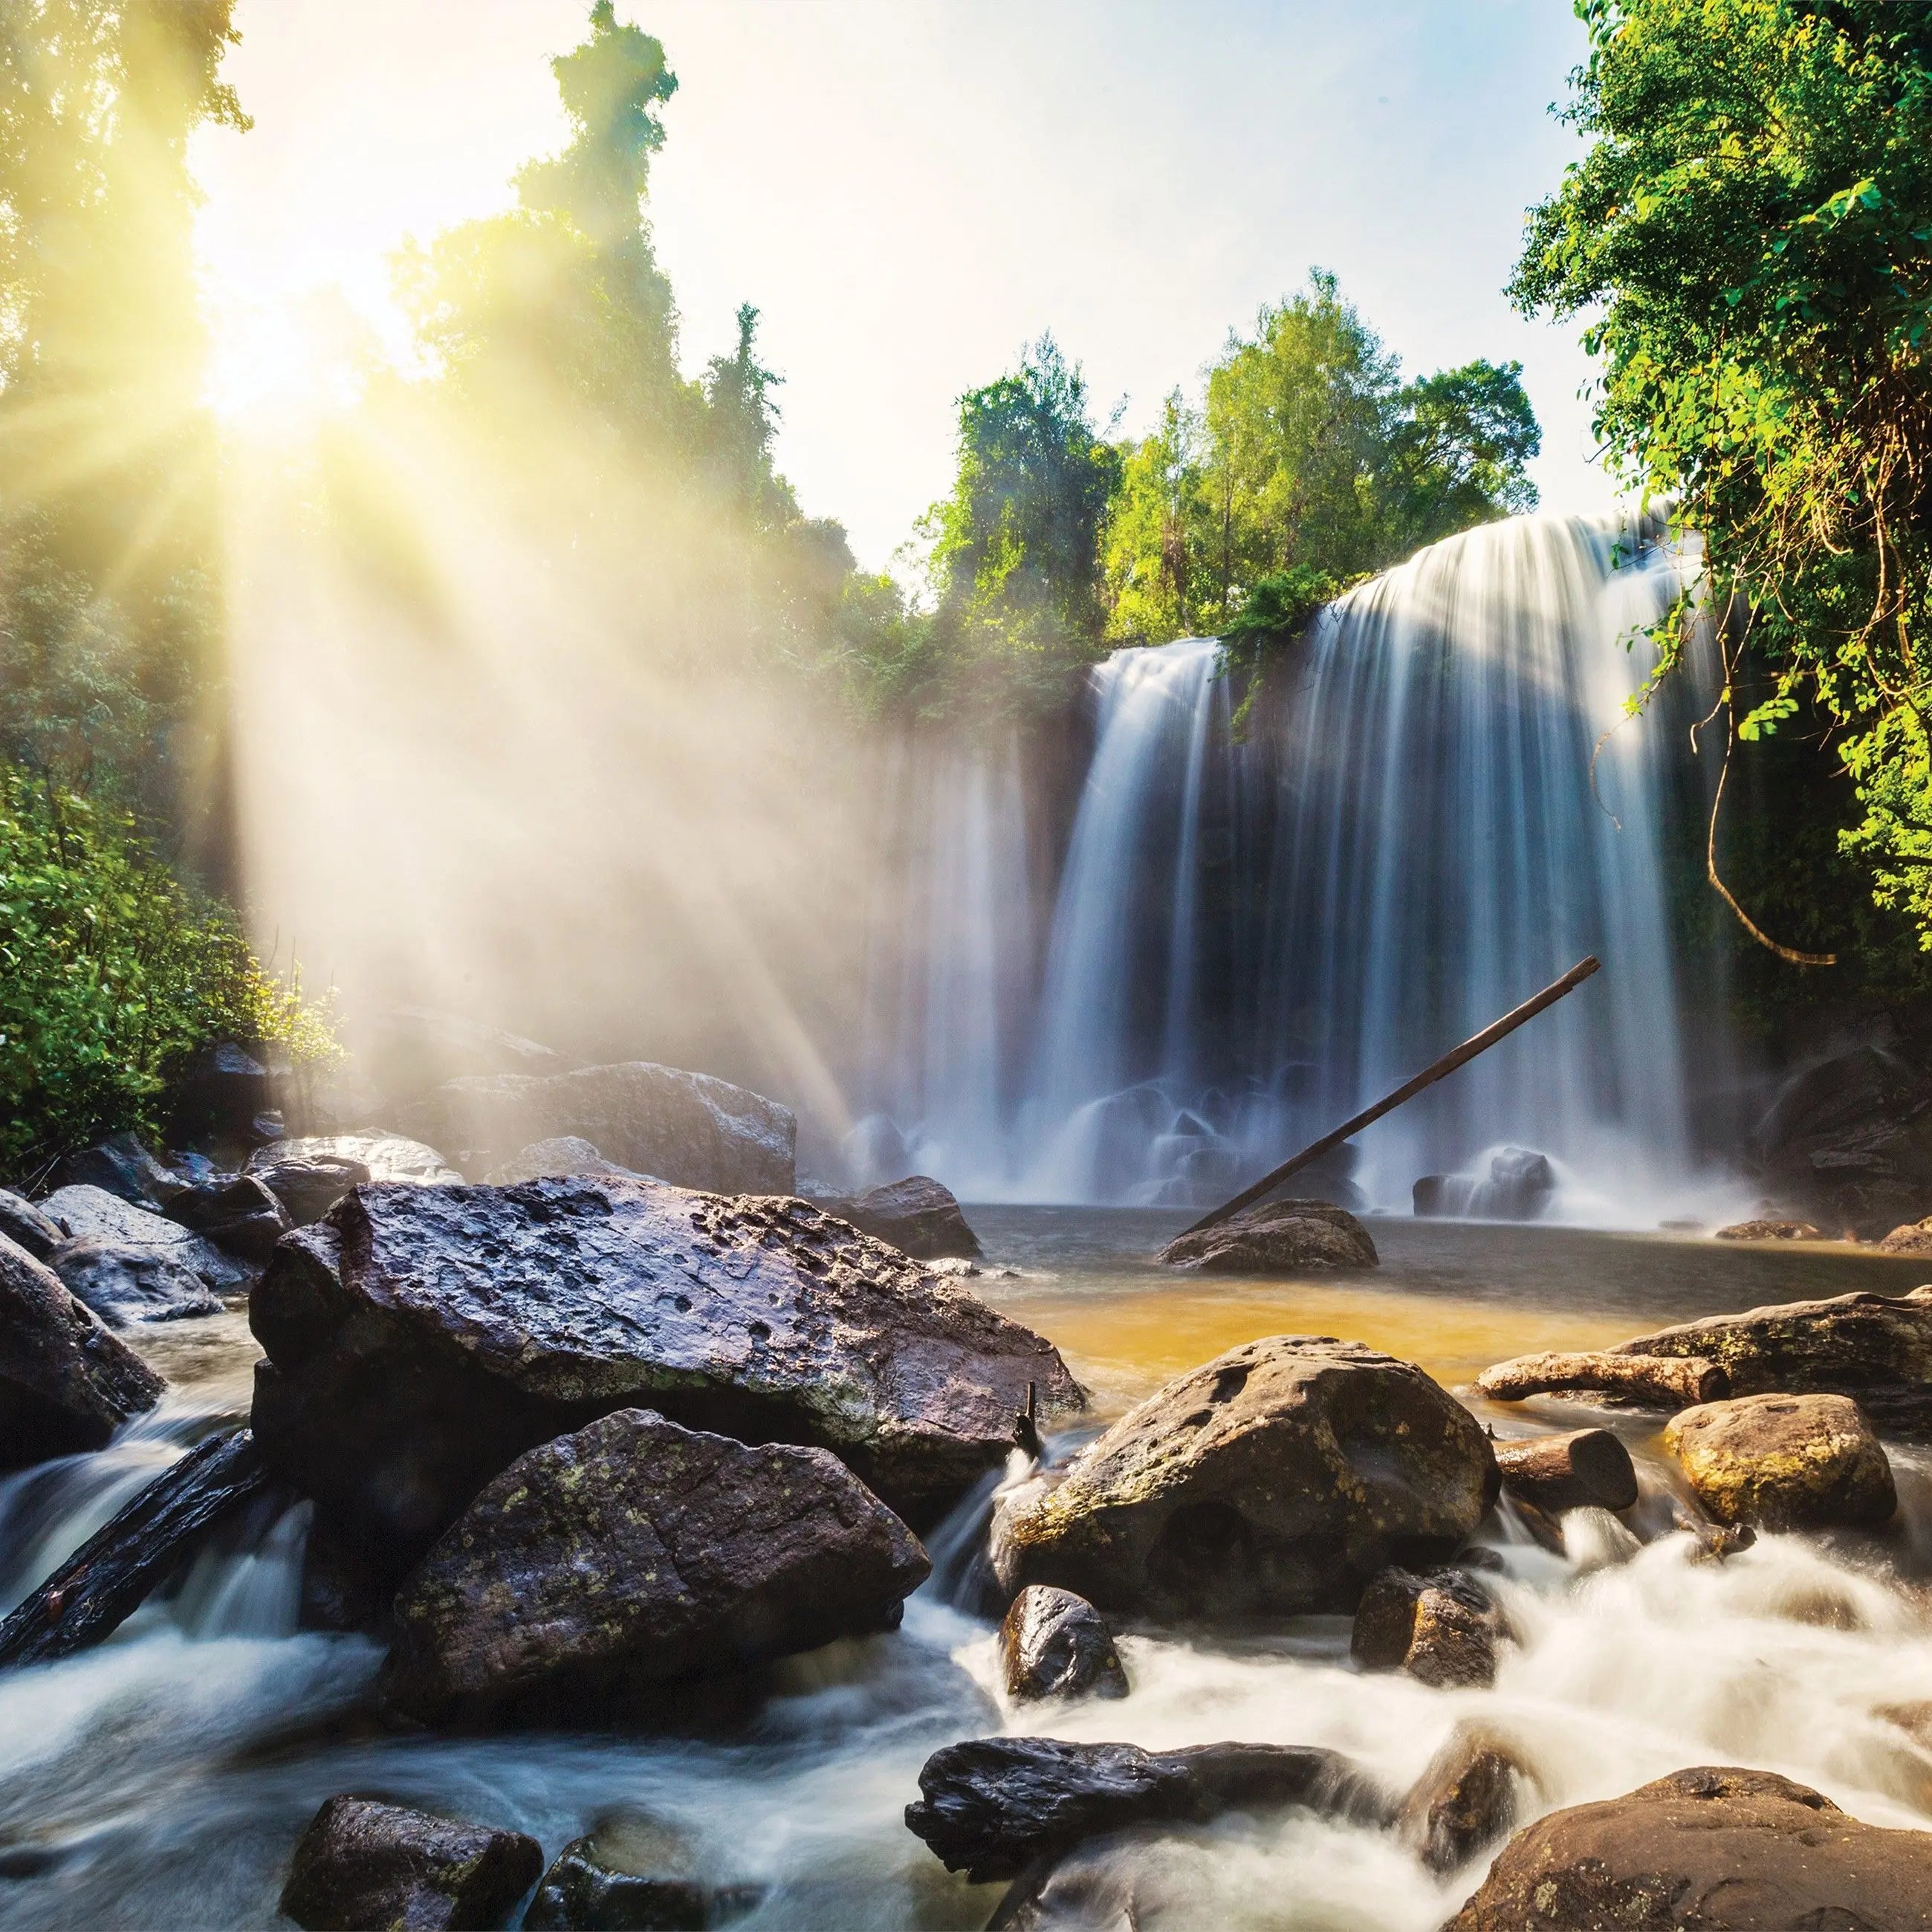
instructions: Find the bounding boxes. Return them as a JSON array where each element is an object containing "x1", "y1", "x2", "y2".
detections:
[
  {"x1": 1477, "y1": 1352, "x2": 1728, "y2": 1409},
  {"x1": 1493, "y1": 1427, "x2": 1639, "y2": 1513}
]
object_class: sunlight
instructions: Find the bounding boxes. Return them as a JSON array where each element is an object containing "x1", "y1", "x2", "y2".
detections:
[{"x1": 201, "y1": 282, "x2": 377, "y2": 427}]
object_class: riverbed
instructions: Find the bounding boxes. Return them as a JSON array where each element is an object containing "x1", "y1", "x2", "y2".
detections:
[{"x1": 3, "y1": 1213, "x2": 1931, "y2": 1931}]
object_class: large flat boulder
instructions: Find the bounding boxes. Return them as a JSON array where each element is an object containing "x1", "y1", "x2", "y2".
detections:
[
  {"x1": 1159, "y1": 1199, "x2": 1378, "y2": 1271},
  {"x1": 383, "y1": 1408, "x2": 931, "y2": 1725},
  {"x1": 0, "y1": 1233, "x2": 162, "y2": 1471},
  {"x1": 1664, "y1": 1393, "x2": 1897, "y2": 1531},
  {"x1": 400, "y1": 1061, "x2": 796, "y2": 1194},
  {"x1": 46, "y1": 1239, "x2": 224, "y2": 1326},
  {"x1": 38, "y1": 1184, "x2": 253, "y2": 1292},
  {"x1": 991, "y1": 1336, "x2": 1497, "y2": 1621},
  {"x1": 1445, "y1": 1766, "x2": 1932, "y2": 1931},
  {"x1": 250, "y1": 1177, "x2": 1079, "y2": 1584}
]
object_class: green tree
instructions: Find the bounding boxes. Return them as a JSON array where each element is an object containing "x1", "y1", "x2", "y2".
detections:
[
  {"x1": 704, "y1": 302, "x2": 796, "y2": 530},
  {"x1": 1103, "y1": 389, "x2": 1207, "y2": 641},
  {"x1": 1386, "y1": 357, "x2": 1542, "y2": 551}
]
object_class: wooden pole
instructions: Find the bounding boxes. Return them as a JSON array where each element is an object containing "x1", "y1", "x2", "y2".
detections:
[{"x1": 1172, "y1": 956, "x2": 1602, "y2": 1241}]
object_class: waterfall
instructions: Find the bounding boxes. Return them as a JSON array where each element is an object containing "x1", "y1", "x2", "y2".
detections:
[{"x1": 853, "y1": 511, "x2": 1727, "y2": 1222}]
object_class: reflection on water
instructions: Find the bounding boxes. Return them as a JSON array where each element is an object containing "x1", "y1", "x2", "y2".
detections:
[{"x1": 1, "y1": 1214, "x2": 1931, "y2": 1929}]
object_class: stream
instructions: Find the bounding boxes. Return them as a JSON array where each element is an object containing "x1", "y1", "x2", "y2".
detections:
[{"x1": 4, "y1": 1213, "x2": 1932, "y2": 1930}]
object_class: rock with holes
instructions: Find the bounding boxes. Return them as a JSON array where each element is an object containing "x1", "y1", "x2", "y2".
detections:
[
  {"x1": 1663, "y1": 1393, "x2": 1897, "y2": 1531},
  {"x1": 990, "y1": 1337, "x2": 1497, "y2": 1622},
  {"x1": 1445, "y1": 1766, "x2": 1932, "y2": 1931},
  {"x1": 999, "y1": 1586, "x2": 1128, "y2": 1702},
  {"x1": 250, "y1": 1177, "x2": 1079, "y2": 1588},
  {"x1": 1158, "y1": 1200, "x2": 1377, "y2": 1272},
  {"x1": 1352, "y1": 1566, "x2": 1500, "y2": 1688}
]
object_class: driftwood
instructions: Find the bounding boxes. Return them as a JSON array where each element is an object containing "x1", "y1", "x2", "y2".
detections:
[
  {"x1": 0, "y1": 1427, "x2": 266, "y2": 1669},
  {"x1": 1493, "y1": 1428, "x2": 1639, "y2": 1514},
  {"x1": 1176, "y1": 957, "x2": 1601, "y2": 1241},
  {"x1": 1477, "y1": 1352, "x2": 1728, "y2": 1409}
]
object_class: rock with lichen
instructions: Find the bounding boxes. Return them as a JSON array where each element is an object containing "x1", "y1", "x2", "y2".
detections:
[{"x1": 1664, "y1": 1392, "x2": 1896, "y2": 1531}]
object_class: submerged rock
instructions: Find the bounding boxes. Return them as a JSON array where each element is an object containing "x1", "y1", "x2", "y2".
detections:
[
  {"x1": 482, "y1": 1135, "x2": 649, "y2": 1184},
  {"x1": 163, "y1": 1173, "x2": 291, "y2": 1262},
  {"x1": 1351, "y1": 1566, "x2": 1500, "y2": 1688},
  {"x1": 252, "y1": 1132, "x2": 463, "y2": 1187},
  {"x1": 523, "y1": 1831, "x2": 760, "y2": 1931},
  {"x1": 999, "y1": 1585, "x2": 1129, "y2": 1703},
  {"x1": 46, "y1": 1239, "x2": 224, "y2": 1326},
  {"x1": 1158, "y1": 1199, "x2": 1377, "y2": 1273},
  {"x1": 0, "y1": 1232, "x2": 162, "y2": 1472},
  {"x1": 991, "y1": 1336, "x2": 1496, "y2": 1622},
  {"x1": 1663, "y1": 1393, "x2": 1896, "y2": 1531},
  {"x1": 0, "y1": 1190, "x2": 64, "y2": 1263},
  {"x1": 252, "y1": 1178, "x2": 1077, "y2": 1584},
  {"x1": 817, "y1": 1176, "x2": 983, "y2": 1261},
  {"x1": 279, "y1": 1795, "x2": 542, "y2": 1932},
  {"x1": 904, "y1": 1736, "x2": 1384, "y2": 1884},
  {"x1": 1445, "y1": 1766, "x2": 1932, "y2": 1931},
  {"x1": 38, "y1": 1184, "x2": 253, "y2": 1292},
  {"x1": 1398, "y1": 1725, "x2": 1527, "y2": 1875},
  {"x1": 1415, "y1": 1149, "x2": 1555, "y2": 1221},
  {"x1": 399, "y1": 1060, "x2": 796, "y2": 1193},
  {"x1": 249, "y1": 1153, "x2": 373, "y2": 1226}
]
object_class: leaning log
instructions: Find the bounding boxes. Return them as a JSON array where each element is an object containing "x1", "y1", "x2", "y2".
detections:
[
  {"x1": 1493, "y1": 1428, "x2": 1639, "y2": 1514},
  {"x1": 0, "y1": 1427, "x2": 266, "y2": 1669},
  {"x1": 1476, "y1": 1352, "x2": 1728, "y2": 1409}
]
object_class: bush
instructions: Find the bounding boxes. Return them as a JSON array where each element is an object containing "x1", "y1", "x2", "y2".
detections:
[{"x1": 0, "y1": 765, "x2": 338, "y2": 1177}]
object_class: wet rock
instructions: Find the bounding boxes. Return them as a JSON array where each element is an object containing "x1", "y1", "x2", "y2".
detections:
[
  {"x1": 1415, "y1": 1150, "x2": 1555, "y2": 1221},
  {"x1": 174, "y1": 1041, "x2": 271, "y2": 1139},
  {"x1": 251, "y1": 1178, "x2": 1077, "y2": 1584},
  {"x1": 383, "y1": 1407, "x2": 931, "y2": 1725},
  {"x1": 366, "y1": 1004, "x2": 572, "y2": 1103},
  {"x1": 279, "y1": 1795, "x2": 543, "y2": 1932},
  {"x1": 1351, "y1": 1566, "x2": 1500, "y2": 1688},
  {"x1": 482, "y1": 1135, "x2": 649, "y2": 1184},
  {"x1": 1443, "y1": 1765, "x2": 1932, "y2": 1931},
  {"x1": 0, "y1": 1429, "x2": 265, "y2": 1667},
  {"x1": 163, "y1": 1173, "x2": 291, "y2": 1263},
  {"x1": 999, "y1": 1586, "x2": 1129, "y2": 1702},
  {"x1": 45, "y1": 1132, "x2": 188, "y2": 1210},
  {"x1": 985, "y1": 1849, "x2": 1144, "y2": 1932},
  {"x1": 904, "y1": 1735, "x2": 1384, "y2": 1884},
  {"x1": 1716, "y1": 1219, "x2": 1822, "y2": 1241},
  {"x1": 523, "y1": 1832, "x2": 760, "y2": 1931},
  {"x1": 46, "y1": 1239, "x2": 224, "y2": 1325},
  {"x1": 1158, "y1": 1199, "x2": 1377, "y2": 1273},
  {"x1": 1413, "y1": 1174, "x2": 1451, "y2": 1216},
  {"x1": 1663, "y1": 1393, "x2": 1896, "y2": 1531},
  {"x1": 38, "y1": 1185, "x2": 253, "y2": 1292},
  {"x1": 818, "y1": 1176, "x2": 983, "y2": 1261},
  {"x1": 250, "y1": 1153, "x2": 373, "y2": 1227},
  {"x1": 0, "y1": 1190, "x2": 62, "y2": 1263},
  {"x1": 1878, "y1": 1216, "x2": 1932, "y2": 1255},
  {"x1": 399, "y1": 1060, "x2": 796, "y2": 1193},
  {"x1": 991, "y1": 1336, "x2": 1495, "y2": 1622},
  {"x1": 1493, "y1": 1428, "x2": 1639, "y2": 1514},
  {"x1": 1398, "y1": 1725, "x2": 1527, "y2": 1874},
  {"x1": 1756, "y1": 1043, "x2": 1932, "y2": 1237},
  {"x1": 253, "y1": 1131, "x2": 464, "y2": 1186},
  {"x1": 0, "y1": 1231, "x2": 162, "y2": 1471}
]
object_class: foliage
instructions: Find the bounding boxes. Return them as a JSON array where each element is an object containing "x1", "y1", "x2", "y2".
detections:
[
  {"x1": 0, "y1": 765, "x2": 337, "y2": 1176},
  {"x1": 1511, "y1": 0, "x2": 1932, "y2": 945},
  {"x1": 1217, "y1": 564, "x2": 1358, "y2": 734}
]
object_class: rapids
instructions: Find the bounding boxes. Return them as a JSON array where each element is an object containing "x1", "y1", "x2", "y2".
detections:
[{"x1": 4, "y1": 1216, "x2": 1932, "y2": 1929}]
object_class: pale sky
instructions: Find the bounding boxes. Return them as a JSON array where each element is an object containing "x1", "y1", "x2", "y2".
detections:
[{"x1": 192, "y1": 0, "x2": 1615, "y2": 574}]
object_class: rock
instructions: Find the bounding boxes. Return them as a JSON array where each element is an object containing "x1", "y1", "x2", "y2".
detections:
[
  {"x1": 1879, "y1": 1216, "x2": 1932, "y2": 1255},
  {"x1": 0, "y1": 1430, "x2": 265, "y2": 1667},
  {"x1": 817, "y1": 1176, "x2": 982, "y2": 1261},
  {"x1": 173, "y1": 1041, "x2": 271, "y2": 1139},
  {"x1": 1398, "y1": 1725, "x2": 1527, "y2": 1874},
  {"x1": 250, "y1": 1153, "x2": 373, "y2": 1227},
  {"x1": 985, "y1": 1850, "x2": 1145, "y2": 1932},
  {"x1": 399, "y1": 1060, "x2": 795, "y2": 1194},
  {"x1": 279, "y1": 1795, "x2": 542, "y2": 1932},
  {"x1": 0, "y1": 1190, "x2": 63, "y2": 1262},
  {"x1": 999, "y1": 1586, "x2": 1129, "y2": 1703},
  {"x1": 163, "y1": 1174, "x2": 292, "y2": 1262},
  {"x1": 38, "y1": 1185, "x2": 253, "y2": 1291},
  {"x1": 1419, "y1": 1147, "x2": 1557, "y2": 1221},
  {"x1": 383, "y1": 1408, "x2": 931, "y2": 1725},
  {"x1": 1493, "y1": 1428, "x2": 1639, "y2": 1514},
  {"x1": 366, "y1": 1005, "x2": 571, "y2": 1103},
  {"x1": 1612, "y1": 1285, "x2": 1932, "y2": 1398},
  {"x1": 46, "y1": 1239, "x2": 224, "y2": 1325},
  {"x1": 1444, "y1": 1765, "x2": 1932, "y2": 1931},
  {"x1": 1413, "y1": 1174, "x2": 1450, "y2": 1216},
  {"x1": 251, "y1": 1178, "x2": 1077, "y2": 1584},
  {"x1": 1351, "y1": 1566, "x2": 1500, "y2": 1688},
  {"x1": 253, "y1": 1132, "x2": 461, "y2": 1187},
  {"x1": 45, "y1": 1132, "x2": 187, "y2": 1209},
  {"x1": 904, "y1": 1736, "x2": 1384, "y2": 1884},
  {"x1": 1663, "y1": 1393, "x2": 1896, "y2": 1531},
  {"x1": 523, "y1": 1832, "x2": 760, "y2": 1931},
  {"x1": 991, "y1": 1337, "x2": 1496, "y2": 1622},
  {"x1": 1158, "y1": 1199, "x2": 1378, "y2": 1272},
  {"x1": 0, "y1": 1232, "x2": 162, "y2": 1472},
  {"x1": 1756, "y1": 1043, "x2": 1932, "y2": 1235},
  {"x1": 482, "y1": 1136, "x2": 649, "y2": 1185},
  {"x1": 1716, "y1": 1219, "x2": 1821, "y2": 1241}
]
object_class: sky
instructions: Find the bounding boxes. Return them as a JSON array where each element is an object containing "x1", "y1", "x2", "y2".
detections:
[{"x1": 191, "y1": 0, "x2": 1614, "y2": 574}]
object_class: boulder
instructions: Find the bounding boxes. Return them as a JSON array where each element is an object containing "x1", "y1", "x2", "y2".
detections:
[
  {"x1": 1493, "y1": 1428, "x2": 1639, "y2": 1515},
  {"x1": 249, "y1": 1153, "x2": 373, "y2": 1227},
  {"x1": 1612, "y1": 1286, "x2": 1932, "y2": 1398},
  {"x1": 1416, "y1": 1151, "x2": 1556, "y2": 1220},
  {"x1": 482, "y1": 1136, "x2": 648, "y2": 1185},
  {"x1": 1351, "y1": 1566, "x2": 1500, "y2": 1688},
  {"x1": 46, "y1": 1239, "x2": 224, "y2": 1325},
  {"x1": 251, "y1": 1178, "x2": 1077, "y2": 1584},
  {"x1": 523, "y1": 1831, "x2": 760, "y2": 1931},
  {"x1": 1878, "y1": 1217, "x2": 1932, "y2": 1255},
  {"x1": 173, "y1": 1041, "x2": 271, "y2": 1139},
  {"x1": 1398, "y1": 1726, "x2": 1526, "y2": 1875},
  {"x1": 253, "y1": 1132, "x2": 462, "y2": 1187},
  {"x1": 399, "y1": 1060, "x2": 795, "y2": 1194},
  {"x1": 817, "y1": 1176, "x2": 982, "y2": 1261},
  {"x1": 999, "y1": 1586, "x2": 1129, "y2": 1703},
  {"x1": 383, "y1": 1408, "x2": 931, "y2": 1725},
  {"x1": 991, "y1": 1337, "x2": 1495, "y2": 1622},
  {"x1": 38, "y1": 1185, "x2": 253, "y2": 1292},
  {"x1": 45, "y1": 1132, "x2": 187, "y2": 1210},
  {"x1": 1444, "y1": 1766, "x2": 1932, "y2": 1931},
  {"x1": 1663, "y1": 1393, "x2": 1896, "y2": 1531},
  {"x1": 365, "y1": 1005, "x2": 572, "y2": 1103},
  {"x1": 1716, "y1": 1219, "x2": 1821, "y2": 1241},
  {"x1": 1158, "y1": 1199, "x2": 1378, "y2": 1273},
  {"x1": 985, "y1": 1851, "x2": 1147, "y2": 1932},
  {"x1": 163, "y1": 1173, "x2": 291, "y2": 1262},
  {"x1": 0, "y1": 1232, "x2": 162, "y2": 1471},
  {"x1": 904, "y1": 1736, "x2": 1384, "y2": 1884},
  {"x1": 0, "y1": 1190, "x2": 63, "y2": 1262},
  {"x1": 279, "y1": 1795, "x2": 542, "y2": 1932}
]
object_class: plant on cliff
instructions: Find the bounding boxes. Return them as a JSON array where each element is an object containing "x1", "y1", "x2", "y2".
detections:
[{"x1": 1511, "y1": 0, "x2": 1932, "y2": 948}]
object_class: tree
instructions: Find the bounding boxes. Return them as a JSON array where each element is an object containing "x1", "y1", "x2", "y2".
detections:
[
  {"x1": 704, "y1": 302, "x2": 794, "y2": 530},
  {"x1": 1511, "y1": 0, "x2": 1932, "y2": 944},
  {"x1": 1386, "y1": 358, "x2": 1541, "y2": 551}
]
